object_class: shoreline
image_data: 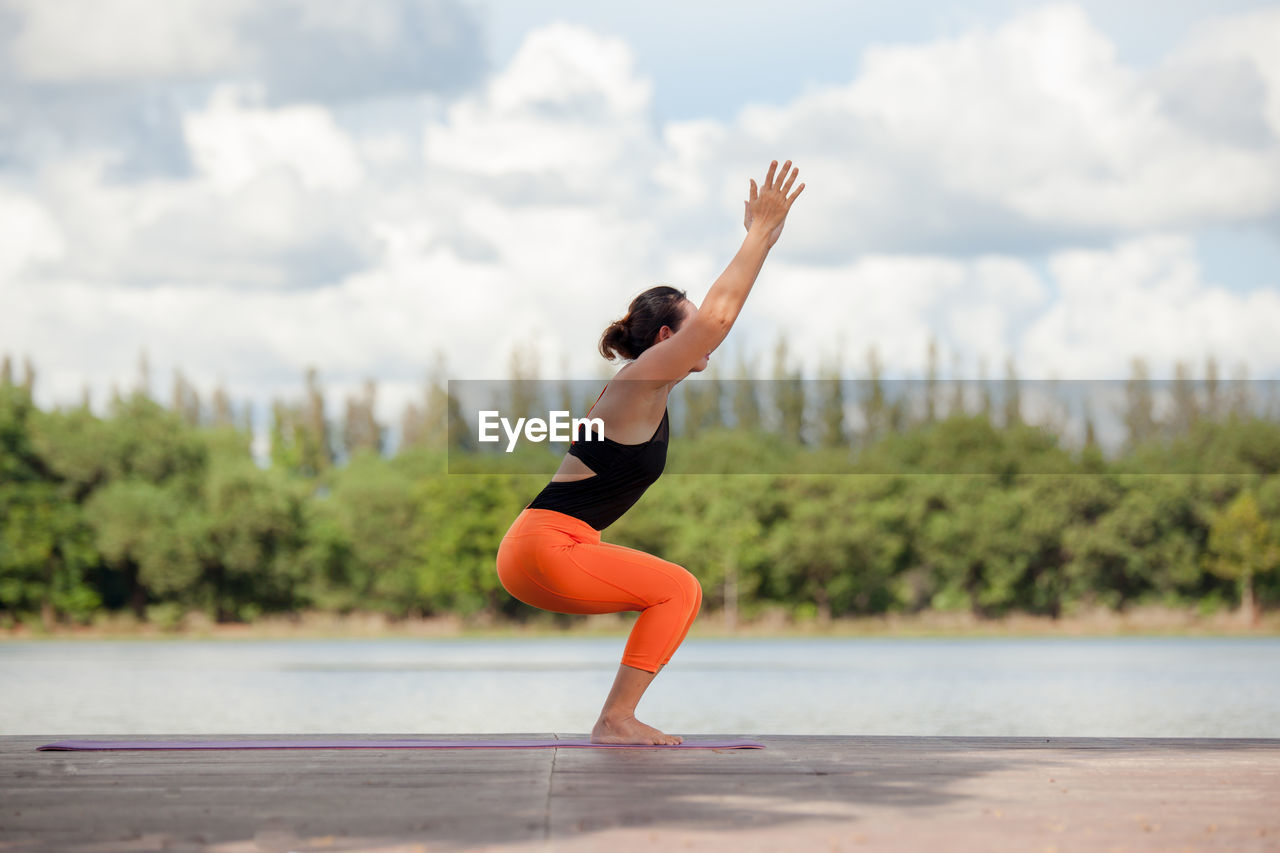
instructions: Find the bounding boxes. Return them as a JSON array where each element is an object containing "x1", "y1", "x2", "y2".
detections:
[{"x1": 3, "y1": 604, "x2": 1277, "y2": 641}]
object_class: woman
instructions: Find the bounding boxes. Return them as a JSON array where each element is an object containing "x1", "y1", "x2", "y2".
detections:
[{"x1": 496, "y1": 160, "x2": 806, "y2": 745}]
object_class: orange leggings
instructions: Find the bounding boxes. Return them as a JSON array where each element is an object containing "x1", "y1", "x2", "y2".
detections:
[{"x1": 496, "y1": 508, "x2": 703, "y2": 673}]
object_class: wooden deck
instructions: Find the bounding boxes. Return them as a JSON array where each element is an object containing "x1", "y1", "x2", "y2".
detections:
[{"x1": 2, "y1": 734, "x2": 1278, "y2": 851}]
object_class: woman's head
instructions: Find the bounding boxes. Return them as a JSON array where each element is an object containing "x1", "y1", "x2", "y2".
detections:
[{"x1": 599, "y1": 285, "x2": 691, "y2": 361}]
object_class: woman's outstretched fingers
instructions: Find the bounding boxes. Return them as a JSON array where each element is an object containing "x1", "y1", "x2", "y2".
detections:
[
  {"x1": 778, "y1": 160, "x2": 792, "y2": 188},
  {"x1": 788, "y1": 182, "x2": 806, "y2": 203},
  {"x1": 781, "y1": 166, "x2": 798, "y2": 195},
  {"x1": 764, "y1": 160, "x2": 778, "y2": 188}
]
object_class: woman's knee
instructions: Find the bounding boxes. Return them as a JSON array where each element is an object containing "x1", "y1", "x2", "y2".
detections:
[{"x1": 673, "y1": 564, "x2": 702, "y2": 613}]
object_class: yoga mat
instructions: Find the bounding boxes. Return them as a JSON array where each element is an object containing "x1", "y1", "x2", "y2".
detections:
[{"x1": 37, "y1": 737, "x2": 765, "y2": 751}]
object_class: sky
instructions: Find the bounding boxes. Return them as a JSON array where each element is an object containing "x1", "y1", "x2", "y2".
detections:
[{"x1": 1, "y1": 0, "x2": 1279, "y2": 457}]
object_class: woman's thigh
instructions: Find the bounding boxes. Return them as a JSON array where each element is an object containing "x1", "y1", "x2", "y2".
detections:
[
  {"x1": 553, "y1": 540, "x2": 697, "y2": 609},
  {"x1": 499, "y1": 533, "x2": 693, "y2": 615}
]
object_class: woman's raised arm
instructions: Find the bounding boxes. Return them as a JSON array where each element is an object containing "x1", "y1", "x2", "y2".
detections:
[{"x1": 626, "y1": 160, "x2": 805, "y2": 386}]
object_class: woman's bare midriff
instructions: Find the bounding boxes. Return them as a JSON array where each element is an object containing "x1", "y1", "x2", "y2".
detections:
[{"x1": 551, "y1": 455, "x2": 598, "y2": 482}]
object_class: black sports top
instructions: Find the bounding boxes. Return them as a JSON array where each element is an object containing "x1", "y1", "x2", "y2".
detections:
[{"x1": 525, "y1": 386, "x2": 670, "y2": 530}]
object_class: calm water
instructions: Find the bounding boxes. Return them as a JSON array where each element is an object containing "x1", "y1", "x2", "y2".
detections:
[{"x1": 2, "y1": 636, "x2": 1278, "y2": 737}]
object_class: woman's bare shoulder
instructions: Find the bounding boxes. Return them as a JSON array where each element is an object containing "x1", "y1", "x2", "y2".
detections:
[
  {"x1": 592, "y1": 364, "x2": 673, "y2": 442},
  {"x1": 612, "y1": 362, "x2": 680, "y2": 394},
  {"x1": 608, "y1": 364, "x2": 676, "y2": 408}
]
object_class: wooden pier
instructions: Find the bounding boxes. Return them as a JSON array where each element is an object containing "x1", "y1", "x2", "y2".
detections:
[{"x1": 2, "y1": 734, "x2": 1278, "y2": 851}]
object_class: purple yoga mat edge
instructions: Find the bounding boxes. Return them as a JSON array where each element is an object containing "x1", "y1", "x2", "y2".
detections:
[{"x1": 36, "y1": 738, "x2": 766, "y2": 751}]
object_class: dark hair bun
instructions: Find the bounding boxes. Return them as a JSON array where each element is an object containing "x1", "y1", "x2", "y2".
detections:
[
  {"x1": 600, "y1": 317, "x2": 637, "y2": 361},
  {"x1": 599, "y1": 287, "x2": 686, "y2": 361}
]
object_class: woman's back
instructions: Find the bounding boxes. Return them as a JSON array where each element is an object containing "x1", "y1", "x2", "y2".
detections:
[{"x1": 526, "y1": 379, "x2": 671, "y2": 531}]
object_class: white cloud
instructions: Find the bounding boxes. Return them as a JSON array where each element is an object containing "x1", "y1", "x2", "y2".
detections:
[
  {"x1": 740, "y1": 252, "x2": 1050, "y2": 379},
  {"x1": 679, "y1": 3, "x2": 1280, "y2": 259},
  {"x1": 4, "y1": 4, "x2": 1280, "y2": 460},
  {"x1": 1021, "y1": 235, "x2": 1280, "y2": 378},
  {"x1": 710, "y1": 234, "x2": 1280, "y2": 383},
  {"x1": 4, "y1": 0, "x2": 250, "y2": 82},
  {"x1": 183, "y1": 86, "x2": 365, "y2": 192},
  {"x1": 423, "y1": 22, "x2": 658, "y2": 202},
  {"x1": 1165, "y1": 6, "x2": 1280, "y2": 140},
  {"x1": 27, "y1": 149, "x2": 373, "y2": 290},
  {"x1": 0, "y1": 0, "x2": 483, "y2": 97},
  {"x1": 0, "y1": 0, "x2": 485, "y2": 184},
  {"x1": 0, "y1": 188, "x2": 65, "y2": 276},
  {"x1": 487, "y1": 22, "x2": 650, "y2": 118}
]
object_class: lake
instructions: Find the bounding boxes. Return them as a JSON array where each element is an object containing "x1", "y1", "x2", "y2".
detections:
[{"x1": 2, "y1": 636, "x2": 1278, "y2": 737}]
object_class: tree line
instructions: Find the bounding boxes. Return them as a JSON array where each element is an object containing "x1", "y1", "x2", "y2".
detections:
[{"x1": 1, "y1": 345, "x2": 1278, "y2": 631}]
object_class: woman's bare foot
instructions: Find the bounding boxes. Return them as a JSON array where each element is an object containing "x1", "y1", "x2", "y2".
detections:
[{"x1": 591, "y1": 713, "x2": 683, "y2": 745}]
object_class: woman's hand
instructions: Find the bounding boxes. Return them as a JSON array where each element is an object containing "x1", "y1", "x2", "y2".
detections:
[{"x1": 743, "y1": 159, "x2": 805, "y2": 249}]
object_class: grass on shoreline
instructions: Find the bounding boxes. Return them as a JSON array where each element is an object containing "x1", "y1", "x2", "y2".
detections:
[{"x1": 3, "y1": 604, "x2": 1278, "y2": 642}]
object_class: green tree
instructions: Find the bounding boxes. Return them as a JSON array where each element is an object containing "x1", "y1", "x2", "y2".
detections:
[
  {"x1": 1123, "y1": 358, "x2": 1158, "y2": 449},
  {"x1": 1207, "y1": 490, "x2": 1279, "y2": 623},
  {"x1": 325, "y1": 450, "x2": 428, "y2": 617},
  {"x1": 1169, "y1": 361, "x2": 1200, "y2": 438},
  {"x1": 0, "y1": 378, "x2": 102, "y2": 626},
  {"x1": 342, "y1": 377, "x2": 383, "y2": 459},
  {"x1": 446, "y1": 388, "x2": 476, "y2": 454},
  {"x1": 413, "y1": 473, "x2": 530, "y2": 617},
  {"x1": 860, "y1": 346, "x2": 888, "y2": 447},
  {"x1": 197, "y1": 453, "x2": 311, "y2": 621},
  {"x1": 732, "y1": 351, "x2": 762, "y2": 432},
  {"x1": 947, "y1": 351, "x2": 966, "y2": 418},
  {"x1": 640, "y1": 474, "x2": 774, "y2": 630},
  {"x1": 762, "y1": 476, "x2": 907, "y2": 620},
  {"x1": 63, "y1": 391, "x2": 209, "y2": 619},
  {"x1": 83, "y1": 479, "x2": 204, "y2": 618},
  {"x1": 399, "y1": 353, "x2": 450, "y2": 453},
  {"x1": 817, "y1": 354, "x2": 846, "y2": 449},
  {"x1": 171, "y1": 369, "x2": 202, "y2": 428},
  {"x1": 772, "y1": 335, "x2": 806, "y2": 445},
  {"x1": 272, "y1": 368, "x2": 334, "y2": 476},
  {"x1": 0, "y1": 481, "x2": 100, "y2": 627},
  {"x1": 1002, "y1": 356, "x2": 1022, "y2": 428},
  {"x1": 1, "y1": 380, "x2": 48, "y2": 483},
  {"x1": 924, "y1": 337, "x2": 939, "y2": 425},
  {"x1": 681, "y1": 368, "x2": 724, "y2": 438},
  {"x1": 1062, "y1": 476, "x2": 1206, "y2": 611}
]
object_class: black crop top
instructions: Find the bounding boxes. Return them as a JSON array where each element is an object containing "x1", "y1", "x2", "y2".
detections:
[{"x1": 525, "y1": 387, "x2": 669, "y2": 530}]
